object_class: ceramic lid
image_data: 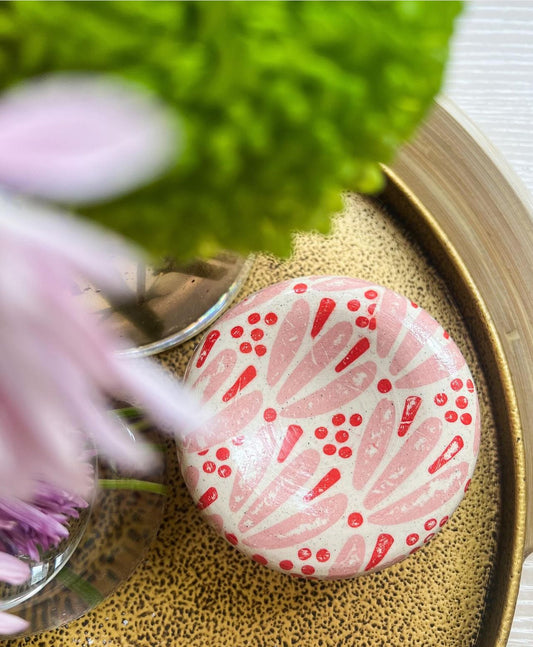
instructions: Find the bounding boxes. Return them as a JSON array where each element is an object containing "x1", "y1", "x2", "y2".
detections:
[{"x1": 178, "y1": 276, "x2": 480, "y2": 578}]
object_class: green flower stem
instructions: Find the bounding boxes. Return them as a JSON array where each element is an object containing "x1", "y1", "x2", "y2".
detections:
[
  {"x1": 98, "y1": 479, "x2": 167, "y2": 495},
  {"x1": 111, "y1": 406, "x2": 142, "y2": 419},
  {"x1": 57, "y1": 566, "x2": 104, "y2": 606},
  {"x1": 129, "y1": 419, "x2": 153, "y2": 433}
]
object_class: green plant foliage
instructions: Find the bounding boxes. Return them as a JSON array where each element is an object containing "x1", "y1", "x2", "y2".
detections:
[{"x1": 0, "y1": 1, "x2": 461, "y2": 260}]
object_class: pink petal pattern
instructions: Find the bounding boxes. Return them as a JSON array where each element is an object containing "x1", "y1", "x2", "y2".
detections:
[
  {"x1": 280, "y1": 361, "x2": 376, "y2": 419},
  {"x1": 229, "y1": 423, "x2": 277, "y2": 513},
  {"x1": 238, "y1": 449, "x2": 320, "y2": 533},
  {"x1": 182, "y1": 390, "x2": 263, "y2": 453},
  {"x1": 368, "y1": 462, "x2": 470, "y2": 525},
  {"x1": 364, "y1": 417, "x2": 443, "y2": 509},
  {"x1": 243, "y1": 494, "x2": 348, "y2": 550},
  {"x1": 390, "y1": 309, "x2": 441, "y2": 375},
  {"x1": 328, "y1": 534, "x2": 366, "y2": 579},
  {"x1": 277, "y1": 321, "x2": 353, "y2": 403},
  {"x1": 267, "y1": 299, "x2": 310, "y2": 388},
  {"x1": 180, "y1": 277, "x2": 480, "y2": 579},
  {"x1": 192, "y1": 350, "x2": 237, "y2": 403},
  {"x1": 353, "y1": 399, "x2": 395, "y2": 490},
  {"x1": 377, "y1": 290, "x2": 407, "y2": 359}
]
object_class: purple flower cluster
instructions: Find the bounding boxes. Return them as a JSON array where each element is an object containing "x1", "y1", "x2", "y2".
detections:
[{"x1": 0, "y1": 482, "x2": 89, "y2": 562}]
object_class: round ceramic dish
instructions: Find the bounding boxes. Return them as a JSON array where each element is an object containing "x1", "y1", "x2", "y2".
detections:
[
  {"x1": 180, "y1": 276, "x2": 480, "y2": 578},
  {"x1": 9, "y1": 100, "x2": 533, "y2": 647}
]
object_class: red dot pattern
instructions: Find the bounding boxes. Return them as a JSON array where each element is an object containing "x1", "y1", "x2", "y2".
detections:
[
  {"x1": 264, "y1": 408, "x2": 277, "y2": 422},
  {"x1": 377, "y1": 379, "x2": 392, "y2": 393},
  {"x1": 279, "y1": 560, "x2": 293, "y2": 570},
  {"x1": 231, "y1": 326, "x2": 244, "y2": 338},
  {"x1": 347, "y1": 299, "x2": 360, "y2": 312},
  {"x1": 218, "y1": 465, "x2": 232, "y2": 478},
  {"x1": 350, "y1": 413, "x2": 363, "y2": 427},
  {"x1": 216, "y1": 447, "x2": 230, "y2": 461},
  {"x1": 356, "y1": 316, "x2": 369, "y2": 328},
  {"x1": 240, "y1": 342, "x2": 252, "y2": 354},
  {"x1": 294, "y1": 283, "x2": 307, "y2": 293},
  {"x1": 348, "y1": 512, "x2": 363, "y2": 528},
  {"x1": 248, "y1": 313, "x2": 261, "y2": 325},
  {"x1": 434, "y1": 393, "x2": 448, "y2": 406},
  {"x1": 301, "y1": 564, "x2": 315, "y2": 575},
  {"x1": 316, "y1": 549, "x2": 330, "y2": 562},
  {"x1": 451, "y1": 378, "x2": 463, "y2": 391},
  {"x1": 298, "y1": 547, "x2": 312, "y2": 560},
  {"x1": 251, "y1": 328, "x2": 264, "y2": 341},
  {"x1": 265, "y1": 312, "x2": 278, "y2": 325},
  {"x1": 460, "y1": 413, "x2": 472, "y2": 425},
  {"x1": 335, "y1": 430, "x2": 349, "y2": 443},
  {"x1": 314, "y1": 420, "x2": 353, "y2": 458},
  {"x1": 406, "y1": 533, "x2": 419, "y2": 546},
  {"x1": 456, "y1": 396, "x2": 468, "y2": 409},
  {"x1": 323, "y1": 444, "x2": 336, "y2": 456}
]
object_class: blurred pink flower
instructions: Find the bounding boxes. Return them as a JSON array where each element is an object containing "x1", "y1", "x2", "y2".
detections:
[
  {"x1": 0, "y1": 198, "x2": 196, "y2": 501},
  {"x1": 0, "y1": 553, "x2": 30, "y2": 634},
  {"x1": 0, "y1": 74, "x2": 192, "y2": 634},
  {"x1": 0, "y1": 74, "x2": 179, "y2": 204}
]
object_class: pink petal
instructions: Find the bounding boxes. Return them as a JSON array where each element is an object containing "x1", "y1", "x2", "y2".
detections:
[
  {"x1": 0, "y1": 552, "x2": 30, "y2": 585},
  {"x1": 0, "y1": 611, "x2": 29, "y2": 636},
  {"x1": 0, "y1": 74, "x2": 178, "y2": 204}
]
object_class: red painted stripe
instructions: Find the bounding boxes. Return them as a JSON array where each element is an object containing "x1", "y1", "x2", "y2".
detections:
[
  {"x1": 196, "y1": 330, "x2": 221, "y2": 368},
  {"x1": 398, "y1": 395, "x2": 422, "y2": 436},
  {"x1": 364, "y1": 533, "x2": 394, "y2": 571},
  {"x1": 428, "y1": 435, "x2": 464, "y2": 474},
  {"x1": 303, "y1": 468, "x2": 341, "y2": 502},
  {"x1": 335, "y1": 337, "x2": 370, "y2": 372},
  {"x1": 222, "y1": 365, "x2": 257, "y2": 402},
  {"x1": 277, "y1": 425, "x2": 304, "y2": 463},
  {"x1": 197, "y1": 487, "x2": 218, "y2": 510},
  {"x1": 311, "y1": 298, "x2": 336, "y2": 338}
]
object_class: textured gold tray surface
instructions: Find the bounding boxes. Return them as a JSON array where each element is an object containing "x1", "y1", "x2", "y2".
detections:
[{"x1": 7, "y1": 193, "x2": 502, "y2": 647}]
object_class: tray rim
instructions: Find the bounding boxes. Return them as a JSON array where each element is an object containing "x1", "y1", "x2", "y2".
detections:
[{"x1": 386, "y1": 96, "x2": 532, "y2": 647}]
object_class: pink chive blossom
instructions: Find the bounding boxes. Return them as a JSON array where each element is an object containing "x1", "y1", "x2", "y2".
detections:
[{"x1": 0, "y1": 74, "x2": 193, "y2": 635}]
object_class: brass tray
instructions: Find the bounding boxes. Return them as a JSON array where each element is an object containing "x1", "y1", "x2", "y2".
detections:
[{"x1": 7, "y1": 100, "x2": 532, "y2": 647}]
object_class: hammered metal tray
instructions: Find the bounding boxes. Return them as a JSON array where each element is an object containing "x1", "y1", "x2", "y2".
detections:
[{"x1": 7, "y1": 100, "x2": 532, "y2": 647}]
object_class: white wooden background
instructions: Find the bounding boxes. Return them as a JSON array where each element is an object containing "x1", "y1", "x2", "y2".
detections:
[{"x1": 444, "y1": 1, "x2": 533, "y2": 644}]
